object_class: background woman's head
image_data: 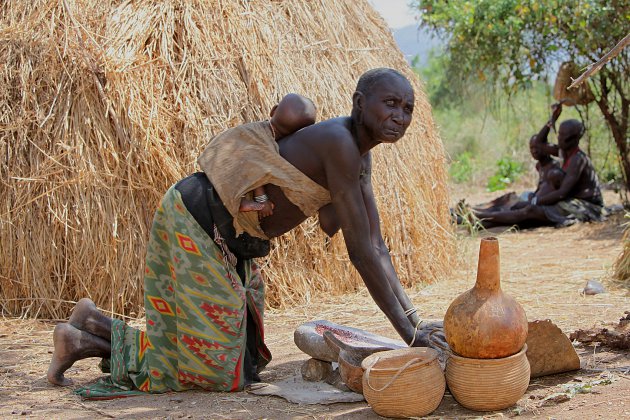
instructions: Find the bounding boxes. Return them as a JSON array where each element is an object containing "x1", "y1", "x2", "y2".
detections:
[{"x1": 558, "y1": 119, "x2": 585, "y2": 151}]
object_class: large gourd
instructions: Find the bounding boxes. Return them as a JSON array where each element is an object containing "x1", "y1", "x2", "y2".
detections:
[{"x1": 444, "y1": 237, "x2": 527, "y2": 359}]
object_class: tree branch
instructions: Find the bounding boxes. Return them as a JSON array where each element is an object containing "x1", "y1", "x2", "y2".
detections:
[{"x1": 569, "y1": 32, "x2": 630, "y2": 89}]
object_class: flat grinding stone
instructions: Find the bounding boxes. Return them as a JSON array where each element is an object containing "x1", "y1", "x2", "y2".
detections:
[{"x1": 294, "y1": 320, "x2": 405, "y2": 362}]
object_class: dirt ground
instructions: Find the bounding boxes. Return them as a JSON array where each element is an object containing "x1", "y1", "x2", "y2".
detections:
[{"x1": 1, "y1": 189, "x2": 629, "y2": 419}]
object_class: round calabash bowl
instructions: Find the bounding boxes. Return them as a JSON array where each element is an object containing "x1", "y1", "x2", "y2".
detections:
[{"x1": 445, "y1": 345, "x2": 530, "y2": 411}]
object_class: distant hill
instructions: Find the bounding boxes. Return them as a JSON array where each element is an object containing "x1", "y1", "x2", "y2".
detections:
[{"x1": 393, "y1": 24, "x2": 443, "y2": 66}]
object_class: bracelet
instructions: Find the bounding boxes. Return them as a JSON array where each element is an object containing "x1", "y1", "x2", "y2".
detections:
[
  {"x1": 254, "y1": 194, "x2": 268, "y2": 203},
  {"x1": 531, "y1": 196, "x2": 538, "y2": 205},
  {"x1": 407, "y1": 318, "x2": 423, "y2": 347}
]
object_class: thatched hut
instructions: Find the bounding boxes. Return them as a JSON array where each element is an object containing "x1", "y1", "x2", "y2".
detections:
[{"x1": 0, "y1": 0, "x2": 454, "y2": 319}]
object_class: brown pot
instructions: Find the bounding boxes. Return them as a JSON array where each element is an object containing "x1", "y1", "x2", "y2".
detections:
[
  {"x1": 444, "y1": 237, "x2": 527, "y2": 359},
  {"x1": 322, "y1": 330, "x2": 389, "y2": 394}
]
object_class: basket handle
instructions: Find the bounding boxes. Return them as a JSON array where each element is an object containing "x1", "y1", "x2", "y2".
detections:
[{"x1": 364, "y1": 357, "x2": 422, "y2": 392}]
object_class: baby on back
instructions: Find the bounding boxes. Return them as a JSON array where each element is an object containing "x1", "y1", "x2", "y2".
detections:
[{"x1": 239, "y1": 93, "x2": 316, "y2": 217}]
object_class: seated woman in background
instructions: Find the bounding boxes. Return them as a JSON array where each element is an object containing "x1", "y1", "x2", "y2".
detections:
[
  {"x1": 473, "y1": 103, "x2": 604, "y2": 227},
  {"x1": 470, "y1": 130, "x2": 564, "y2": 217}
]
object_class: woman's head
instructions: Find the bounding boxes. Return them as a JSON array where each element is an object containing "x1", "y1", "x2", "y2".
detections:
[
  {"x1": 558, "y1": 119, "x2": 585, "y2": 151},
  {"x1": 352, "y1": 68, "x2": 415, "y2": 143}
]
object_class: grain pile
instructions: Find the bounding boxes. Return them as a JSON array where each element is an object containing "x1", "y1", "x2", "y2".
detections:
[{"x1": 0, "y1": 0, "x2": 454, "y2": 319}]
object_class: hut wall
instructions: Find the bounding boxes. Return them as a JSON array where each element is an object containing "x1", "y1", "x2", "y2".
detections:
[{"x1": 0, "y1": 0, "x2": 454, "y2": 318}]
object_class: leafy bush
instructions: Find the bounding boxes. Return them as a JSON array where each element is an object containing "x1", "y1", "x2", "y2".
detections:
[
  {"x1": 486, "y1": 157, "x2": 524, "y2": 192},
  {"x1": 449, "y1": 152, "x2": 474, "y2": 184}
]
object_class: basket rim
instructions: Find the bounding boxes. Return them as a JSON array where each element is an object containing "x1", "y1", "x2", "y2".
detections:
[
  {"x1": 361, "y1": 347, "x2": 439, "y2": 371},
  {"x1": 449, "y1": 344, "x2": 528, "y2": 363}
]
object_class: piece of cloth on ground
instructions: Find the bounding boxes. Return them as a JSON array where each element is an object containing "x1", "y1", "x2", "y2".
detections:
[
  {"x1": 75, "y1": 185, "x2": 271, "y2": 400},
  {"x1": 540, "y1": 197, "x2": 606, "y2": 226},
  {"x1": 197, "y1": 121, "x2": 330, "y2": 239},
  {"x1": 248, "y1": 375, "x2": 365, "y2": 405}
]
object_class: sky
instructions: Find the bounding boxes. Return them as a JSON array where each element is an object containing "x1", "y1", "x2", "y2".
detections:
[{"x1": 368, "y1": 0, "x2": 418, "y2": 29}]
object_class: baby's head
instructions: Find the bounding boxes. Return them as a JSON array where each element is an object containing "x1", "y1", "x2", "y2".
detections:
[
  {"x1": 270, "y1": 93, "x2": 316, "y2": 139},
  {"x1": 548, "y1": 168, "x2": 565, "y2": 190}
]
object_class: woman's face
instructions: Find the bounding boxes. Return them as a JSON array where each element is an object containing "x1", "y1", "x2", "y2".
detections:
[{"x1": 361, "y1": 76, "x2": 414, "y2": 143}]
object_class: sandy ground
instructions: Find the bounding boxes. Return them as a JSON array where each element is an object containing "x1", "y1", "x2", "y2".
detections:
[{"x1": 1, "y1": 189, "x2": 629, "y2": 419}]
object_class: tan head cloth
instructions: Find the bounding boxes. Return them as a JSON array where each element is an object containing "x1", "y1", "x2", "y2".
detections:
[{"x1": 197, "y1": 121, "x2": 331, "y2": 239}]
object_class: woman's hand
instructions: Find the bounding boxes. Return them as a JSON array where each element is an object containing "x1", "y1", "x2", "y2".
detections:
[
  {"x1": 550, "y1": 102, "x2": 563, "y2": 122},
  {"x1": 410, "y1": 320, "x2": 446, "y2": 350}
]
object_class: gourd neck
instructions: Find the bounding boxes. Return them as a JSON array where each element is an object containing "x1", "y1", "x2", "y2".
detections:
[{"x1": 475, "y1": 237, "x2": 501, "y2": 292}]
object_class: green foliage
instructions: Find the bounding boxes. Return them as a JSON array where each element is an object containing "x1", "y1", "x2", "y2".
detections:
[
  {"x1": 413, "y1": 0, "x2": 628, "y2": 93},
  {"x1": 417, "y1": 51, "x2": 464, "y2": 108},
  {"x1": 412, "y1": 0, "x2": 630, "y2": 189},
  {"x1": 413, "y1": 47, "x2": 622, "y2": 192},
  {"x1": 449, "y1": 151, "x2": 474, "y2": 183},
  {"x1": 486, "y1": 157, "x2": 524, "y2": 192}
]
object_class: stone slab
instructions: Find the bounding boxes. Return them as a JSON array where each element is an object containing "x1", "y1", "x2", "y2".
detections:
[
  {"x1": 294, "y1": 320, "x2": 406, "y2": 362},
  {"x1": 526, "y1": 319, "x2": 581, "y2": 378}
]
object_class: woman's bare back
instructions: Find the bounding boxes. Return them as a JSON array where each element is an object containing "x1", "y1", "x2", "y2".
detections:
[{"x1": 259, "y1": 117, "x2": 354, "y2": 237}]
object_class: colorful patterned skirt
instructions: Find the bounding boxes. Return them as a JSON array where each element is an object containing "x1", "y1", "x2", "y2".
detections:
[{"x1": 75, "y1": 185, "x2": 271, "y2": 399}]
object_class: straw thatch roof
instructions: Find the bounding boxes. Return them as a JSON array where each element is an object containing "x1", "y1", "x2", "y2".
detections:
[{"x1": 0, "y1": 0, "x2": 454, "y2": 319}]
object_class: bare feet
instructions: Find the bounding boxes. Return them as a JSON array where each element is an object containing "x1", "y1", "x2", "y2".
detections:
[
  {"x1": 68, "y1": 298, "x2": 112, "y2": 340},
  {"x1": 47, "y1": 323, "x2": 111, "y2": 386}
]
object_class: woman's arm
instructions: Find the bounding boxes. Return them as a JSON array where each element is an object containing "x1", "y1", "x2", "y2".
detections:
[
  {"x1": 323, "y1": 140, "x2": 415, "y2": 344},
  {"x1": 359, "y1": 154, "x2": 420, "y2": 326},
  {"x1": 537, "y1": 103, "x2": 563, "y2": 156}
]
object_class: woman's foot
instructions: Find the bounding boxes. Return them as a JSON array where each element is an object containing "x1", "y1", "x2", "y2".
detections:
[
  {"x1": 47, "y1": 323, "x2": 111, "y2": 386},
  {"x1": 68, "y1": 298, "x2": 112, "y2": 340}
]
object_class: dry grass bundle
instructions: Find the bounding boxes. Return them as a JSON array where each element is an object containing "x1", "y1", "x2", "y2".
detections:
[
  {"x1": 553, "y1": 61, "x2": 595, "y2": 106},
  {"x1": 0, "y1": 0, "x2": 454, "y2": 319},
  {"x1": 612, "y1": 214, "x2": 630, "y2": 286}
]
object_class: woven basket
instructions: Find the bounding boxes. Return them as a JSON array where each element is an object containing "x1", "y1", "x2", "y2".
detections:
[
  {"x1": 446, "y1": 345, "x2": 530, "y2": 411},
  {"x1": 361, "y1": 348, "x2": 445, "y2": 418}
]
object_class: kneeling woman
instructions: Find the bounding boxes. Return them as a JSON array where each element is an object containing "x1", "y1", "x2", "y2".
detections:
[{"x1": 48, "y1": 68, "x2": 439, "y2": 398}]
